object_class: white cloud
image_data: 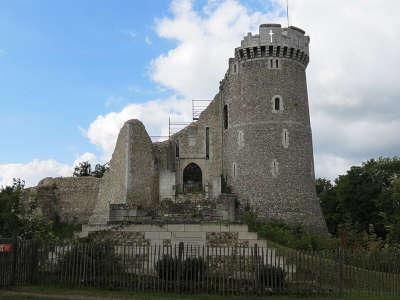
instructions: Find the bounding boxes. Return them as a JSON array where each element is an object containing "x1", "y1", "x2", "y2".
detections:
[
  {"x1": 5, "y1": 0, "x2": 400, "y2": 187},
  {"x1": 0, "y1": 159, "x2": 72, "y2": 188},
  {"x1": 73, "y1": 152, "x2": 98, "y2": 167},
  {"x1": 147, "y1": 0, "x2": 400, "y2": 179},
  {"x1": 84, "y1": 96, "x2": 191, "y2": 160},
  {"x1": 314, "y1": 154, "x2": 356, "y2": 182},
  {"x1": 151, "y1": 0, "x2": 283, "y2": 99},
  {"x1": 0, "y1": 152, "x2": 98, "y2": 188},
  {"x1": 0, "y1": 49, "x2": 6, "y2": 55}
]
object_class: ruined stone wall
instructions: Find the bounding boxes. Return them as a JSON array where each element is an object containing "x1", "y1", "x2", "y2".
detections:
[
  {"x1": 89, "y1": 119, "x2": 157, "y2": 225},
  {"x1": 35, "y1": 176, "x2": 100, "y2": 224},
  {"x1": 172, "y1": 96, "x2": 223, "y2": 197},
  {"x1": 153, "y1": 141, "x2": 176, "y2": 201},
  {"x1": 127, "y1": 120, "x2": 158, "y2": 209}
]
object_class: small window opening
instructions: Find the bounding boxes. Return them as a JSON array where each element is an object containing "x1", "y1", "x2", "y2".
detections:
[
  {"x1": 289, "y1": 48, "x2": 294, "y2": 58},
  {"x1": 260, "y1": 46, "x2": 266, "y2": 57},
  {"x1": 296, "y1": 49, "x2": 300, "y2": 58},
  {"x1": 223, "y1": 104, "x2": 228, "y2": 130},
  {"x1": 276, "y1": 46, "x2": 280, "y2": 57},
  {"x1": 274, "y1": 97, "x2": 280, "y2": 111},
  {"x1": 246, "y1": 48, "x2": 251, "y2": 59},
  {"x1": 275, "y1": 59, "x2": 279, "y2": 68},
  {"x1": 268, "y1": 46, "x2": 273, "y2": 56},
  {"x1": 271, "y1": 159, "x2": 279, "y2": 177},
  {"x1": 282, "y1": 129, "x2": 289, "y2": 148},
  {"x1": 175, "y1": 141, "x2": 180, "y2": 158},
  {"x1": 238, "y1": 130, "x2": 244, "y2": 149},
  {"x1": 233, "y1": 64, "x2": 237, "y2": 73},
  {"x1": 283, "y1": 46, "x2": 288, "y2": 57},
  {"x1": 253, "y1": 47, "x2": 258, "y2": 57},
  {"x1": 270, "y1": 59, "x2": 273, "y2": 68},
  {"x1": 233, "y1": 163, "x2": 236, "y2": 178},
  {"x1": 239, "y1": 49, "x2": 244, "y2": 59},
  {"x1": 205, "y1": 127, "x2": 210, "y2": 160}
]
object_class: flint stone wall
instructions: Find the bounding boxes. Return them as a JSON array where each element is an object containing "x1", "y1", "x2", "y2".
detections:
[
  {"x1": 89, "y1": 119, "x2": 157, "y2": 225},
  {"x1": 35, "y1": 176, "x2": 100, "y2": 224}
]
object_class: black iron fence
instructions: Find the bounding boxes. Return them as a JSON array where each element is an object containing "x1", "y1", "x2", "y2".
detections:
[{"x1": 1, "y1": 239, "x2": 400, "y2": 297}]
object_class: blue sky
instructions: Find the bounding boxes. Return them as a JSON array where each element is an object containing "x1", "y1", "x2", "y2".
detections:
[
  {"x1": 1, "y1": 0, "x2": 399, "y2": 186},
  {"x1": 0, "y1": 0, "x2": 175, "y2": 164}
]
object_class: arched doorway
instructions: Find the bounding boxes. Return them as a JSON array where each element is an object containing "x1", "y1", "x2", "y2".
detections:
[{"x1": 183, "y1": 163, "x2": 202, "y2": 193}]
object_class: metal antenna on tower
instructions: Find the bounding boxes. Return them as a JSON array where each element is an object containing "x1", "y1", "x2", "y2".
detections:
[{"x1": 286, "y1": 0, "x2": 290, "y2": 27}]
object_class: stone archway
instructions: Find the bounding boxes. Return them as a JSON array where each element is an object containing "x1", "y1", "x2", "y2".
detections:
[{"x1": 183, "y1": 163, "x2": 202, "y2": 193}]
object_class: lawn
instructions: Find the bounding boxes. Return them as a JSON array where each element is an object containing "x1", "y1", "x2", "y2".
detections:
[{"x1": 1, "y1": 286, "x2": 400, "y2": 300}]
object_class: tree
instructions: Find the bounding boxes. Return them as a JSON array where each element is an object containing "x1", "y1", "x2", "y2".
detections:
[
  {"x1": 316, "y1": 178, "x2": 341, "y2": 234},
  {"x1": 91, "y1": 162, "x2": 110, "y2": 178},
  {"x1": 73, "y1": 161, "x2": 92, "y2": 177},
  {"x1": 0, "y1": 179, "x2": 55, "y2": 241},
  {"x1": 73, "y1": 161, "x2": 109, "y2": 178},
  {"x1": 317, "y1": 157, "x2": 400, "y2": 249}
]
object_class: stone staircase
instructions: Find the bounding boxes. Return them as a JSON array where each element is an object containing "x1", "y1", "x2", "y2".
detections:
[
  {"x1": 159, "y1": 192, "x2": 237, "y2": 222},
  {"x1": 79, "y1": 222, "x2": 294, "y2": 272}
]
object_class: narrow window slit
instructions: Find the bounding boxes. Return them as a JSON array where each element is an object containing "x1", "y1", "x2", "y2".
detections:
[
  {"x1": 205, "y1": 127, "x2": 210, "y2": 160},
  {"x1": 260, "y1": 46, "x2": 266, "y2": 57},
  {"x1": 253, "y1": 47, "x2": 258, "y2": 57},
  {"x1": 223, "y1": 105, "x2": 228, "y2": 130},
  {"x1": 283, "y1": 46, "x2": 288, "y2": 57},
  {"x1": 239, "y1": 49, "x2": 244, "y2": 59},
  {"x1": 274, "y1": 97, "x2": 280, "y2": 110},
  {"x1": 289, "y1": 48, "x2": 294, "y2": 58},
  {"x1": 276, "y1": 46, "x2": 280, "y2": 57}
]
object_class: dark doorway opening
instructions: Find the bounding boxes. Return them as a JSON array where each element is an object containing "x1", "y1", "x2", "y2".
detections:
[{"x1": 183, "y1": 163, "x2": 203, "y2": 193}]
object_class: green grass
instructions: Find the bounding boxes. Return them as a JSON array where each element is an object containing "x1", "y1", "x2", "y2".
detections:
[{"x1": 1, "y1": 286, "x2": 400, "y2": 300}]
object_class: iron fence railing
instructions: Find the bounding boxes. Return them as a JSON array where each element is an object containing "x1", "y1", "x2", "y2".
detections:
[{"x1": 1, "y1": 239, "x2": 400, "y2": 297}]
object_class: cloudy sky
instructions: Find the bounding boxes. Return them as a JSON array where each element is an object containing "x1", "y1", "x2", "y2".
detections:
[{"x1": 0, "y1": 0, "x2": 399, "y2": 187}]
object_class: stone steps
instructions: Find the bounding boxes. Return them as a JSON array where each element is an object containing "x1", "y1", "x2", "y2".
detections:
[{"x1": 79, "y1": 222, "x2": 293, "y2": 273}]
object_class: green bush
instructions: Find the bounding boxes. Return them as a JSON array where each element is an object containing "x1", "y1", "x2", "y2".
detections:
[
  {"x1": 244, "y1": 212, "x2": 338, "y2": 251},
  {"x1": 56, "y1": 242, "x2": 124, "y2": 287},
  {"x1": 155, "y1": 255, "x2": 206, "y2": 281},
  {"x1": 258, "y1": 265, "x2": 286, "y2": 288}
]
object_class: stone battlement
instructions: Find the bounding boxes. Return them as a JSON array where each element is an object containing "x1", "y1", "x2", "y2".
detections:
[{"x1": 234, "y1": 24, "x2": 310, "y2": 66}]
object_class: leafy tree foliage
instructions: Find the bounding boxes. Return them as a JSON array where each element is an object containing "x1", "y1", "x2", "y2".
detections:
[
  {"x1": 317, "y1": 157, "x2": 400, "y2": 250},
  {"x1": 73, "y1": 161, "x2": 91, "y2": 177},
  {"x1": 73, "y1": 161, "x2": 109, "y2": 178},
  {"x1": 0, "y1": 179, "x2": 55, "y2": 241}
]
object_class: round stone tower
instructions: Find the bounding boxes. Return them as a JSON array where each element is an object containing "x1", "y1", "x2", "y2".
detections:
[{"x1": 221, "y1": 24, "x2": 326, "y2": 231}]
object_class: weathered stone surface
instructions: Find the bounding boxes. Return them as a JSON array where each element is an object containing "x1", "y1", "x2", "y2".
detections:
[
  {"x1": 89, "y1": 119, "x2": 157, "y2": 224},
  {"x1": 34, "y1": 176, "x2": 100, "y2": 224},
  {"x1": 219, "y1": 24, "x2": 326, "y2": 231}
]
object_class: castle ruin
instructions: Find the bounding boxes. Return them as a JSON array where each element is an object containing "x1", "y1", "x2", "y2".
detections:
[{"x1": 34, "y1": 24, "x2": 326, "y2": 245}]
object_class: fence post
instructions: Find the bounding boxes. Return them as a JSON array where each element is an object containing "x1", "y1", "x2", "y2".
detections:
[
  {"x1": 337, "y1": 248, "x2": 344, "y2": 297},
  {"x1": 30, "y1": 240, "x2": 39, "y2": 285},
  {"x1": 10, "y1": 235, "x2": 18, "y2": 286}
]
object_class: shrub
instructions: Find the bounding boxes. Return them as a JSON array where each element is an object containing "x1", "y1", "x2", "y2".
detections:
[
  {"x1": 183, "y1": 257, "x2": 206, "y2": 281},
  {"x1": 57, "y1": 242, "x2": 124, "y2": 287},
  {"x1": 155, "y1": 255, "x2": 181, "y2": 281},
  {"x1": 244, "y1": 212, "x2": 338, "y2": 251},
  {"x1": 155, "y1": 255, "x2": 206, "y2": 281},
  {"x1": 258, "y1": 265, "x2": 286, "y2": 288}
]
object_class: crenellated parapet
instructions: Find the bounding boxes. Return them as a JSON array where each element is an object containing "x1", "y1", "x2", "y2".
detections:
[{"x1": 234, "y1": 24, "x2": 310, "y2": 67}]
